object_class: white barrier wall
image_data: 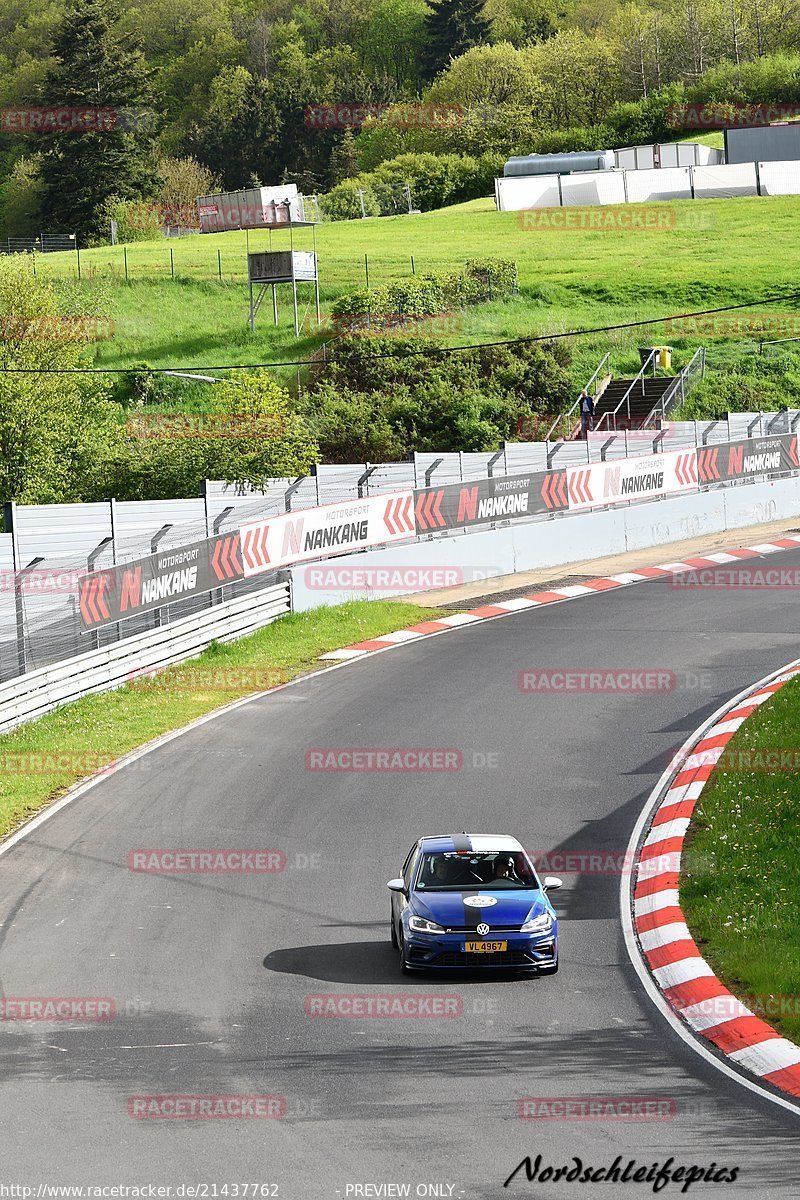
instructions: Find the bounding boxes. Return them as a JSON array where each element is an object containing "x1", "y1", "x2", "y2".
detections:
[
  {"x1": 560, "y1": 171, "x2": 627, "y2": 206},
  {"x1": 289, "y1": 474, "x2": 800, "y2": 611},
  {"x1": 758, "y1": 160, "x2": 800, "y2": 195},
  {"x1": 691, "y1": 163, "x2": 758, "y2": 197},
  {"x1": 624, "y1": 167, "x2": 693, "y2": 203},
  {"x1": 495, "y1": 174, "x2": 560, "y2": 211}
]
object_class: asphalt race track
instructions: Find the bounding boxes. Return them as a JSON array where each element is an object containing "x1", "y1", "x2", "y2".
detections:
[{"x1": 3, "y1": 552, "x2": 800, "y2": 1198}]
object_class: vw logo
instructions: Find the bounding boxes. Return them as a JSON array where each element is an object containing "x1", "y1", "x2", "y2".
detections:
[{"x1": 476, "y1": 923, "x2": 490, "y2": 936}]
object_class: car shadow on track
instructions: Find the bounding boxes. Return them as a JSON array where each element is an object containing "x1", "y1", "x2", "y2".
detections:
[{"x1": 263, "y1": 941, "x2": 547, "y2": 985}]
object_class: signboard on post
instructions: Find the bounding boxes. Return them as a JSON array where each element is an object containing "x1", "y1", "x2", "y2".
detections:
[
  {"x1": 78, "y1": 533, "x2": 243, "y2": 632},
  {"x1": 240, "y1": 493, "x2": 415, "y2": 577}
]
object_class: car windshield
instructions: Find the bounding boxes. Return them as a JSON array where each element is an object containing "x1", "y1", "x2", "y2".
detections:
[{"x1": 415, "y1": 851, "x2": 538, "y2": 891}]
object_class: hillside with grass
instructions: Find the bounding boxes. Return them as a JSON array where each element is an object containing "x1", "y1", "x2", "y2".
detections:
[{"x1": 33, "y1": 189, "x2": 800, "y2": 401}]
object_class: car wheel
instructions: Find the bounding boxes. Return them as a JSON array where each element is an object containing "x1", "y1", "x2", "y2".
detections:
[
  {"x1": 390, "y1": 908, "x2": 398, "y2": 948},
  {"x1": 398, "y1": 927, "x2": 411, "y2": 974}
]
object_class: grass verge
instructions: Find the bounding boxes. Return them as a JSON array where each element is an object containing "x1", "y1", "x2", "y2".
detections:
[
  {"x1": 0, "y1": 599, "x2": 438, "y2": 843},
  {"x1": 681, "y1": 674, "x2": 800, "y2": 1043}
]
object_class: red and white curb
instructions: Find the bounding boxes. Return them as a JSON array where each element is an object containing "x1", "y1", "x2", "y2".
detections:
[
  {"x1": 627, "y1": 658, "x2": 800, "y2": 1109},
  {"x1": 318, "y1": 534, "x2": 800, "y2": 661}
]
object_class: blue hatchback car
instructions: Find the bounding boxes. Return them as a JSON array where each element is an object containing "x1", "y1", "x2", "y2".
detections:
[{"x1": 388, "y1": 834, "x2": 562, "y2": 973}]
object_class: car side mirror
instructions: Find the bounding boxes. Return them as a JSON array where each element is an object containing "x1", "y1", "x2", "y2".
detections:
[
  {"x1": 543, "y1": 876, "x2": 563, "y2": 891},
  {"x1": 387, "y1": 878, "x2": 406, "y2": 893}
]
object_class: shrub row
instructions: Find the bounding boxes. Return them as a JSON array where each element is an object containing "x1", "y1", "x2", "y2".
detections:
[{"x1": 331, "y1": 257, "x2": 517, "y2": 322}]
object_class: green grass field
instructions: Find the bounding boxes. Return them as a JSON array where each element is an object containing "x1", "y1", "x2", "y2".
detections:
[
  {"x1": 0, "y1": 599, "x2": 437, "y2": 842},
  {"x1": 29, "y1": 192, "x2": 800, "y2": 393},
  {"x1": 681, "y1": 677, "x2": 800, "y2": 1043}
]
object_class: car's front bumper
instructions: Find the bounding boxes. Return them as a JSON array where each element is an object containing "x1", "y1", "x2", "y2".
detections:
[{"x1": 404, "y1": 929, "x2": 558, "y2": 970}]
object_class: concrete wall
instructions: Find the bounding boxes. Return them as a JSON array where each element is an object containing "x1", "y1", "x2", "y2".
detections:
[{"x1": 288, "y1": 475, "x2": 800, "y2": 610}]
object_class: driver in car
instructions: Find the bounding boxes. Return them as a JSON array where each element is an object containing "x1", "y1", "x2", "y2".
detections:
[{"x1": 489, "y1": 856, "x2": 519, "y2": 887}]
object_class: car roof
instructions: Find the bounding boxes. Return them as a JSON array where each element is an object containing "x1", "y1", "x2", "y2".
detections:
[{"x1": 418, "y1": 834, "x2": 524, "y2": 854}]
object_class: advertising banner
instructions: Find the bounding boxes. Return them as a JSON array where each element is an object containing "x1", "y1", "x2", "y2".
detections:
[
  {"x1": 240, "y1": 493, "x2": 415, "y2": 577},
  {"x1": 413, "y1": 470, "x2": 568, "y2": 533},
  {"x1": 567, "y1": 449, "x2": 698, "y2": 510},
  {"x1": 696, "y1": 434, "x2": 798, "y2": 484},
  {"x1": 79, "y1": 533, "x2": 243, "y2": 631}
]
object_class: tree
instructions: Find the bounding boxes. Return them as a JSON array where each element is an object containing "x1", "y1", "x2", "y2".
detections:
[
  {"x1": 421, "y1": 0, "x2": 491, "y2": 81},
  {"x1": 38, "y1": 0, "x2": 159, "y2": 241},
  {"x1": 0, "y1": 257, "x2": 119, "y2": 503},
  {"x1": 0, "y1": 155, "x2": 45, "y2": 238}
]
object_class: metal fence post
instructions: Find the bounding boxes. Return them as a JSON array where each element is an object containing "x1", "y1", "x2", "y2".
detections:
[{"x1": 150, "y1": 524, "x2": 173, "y2": 626}]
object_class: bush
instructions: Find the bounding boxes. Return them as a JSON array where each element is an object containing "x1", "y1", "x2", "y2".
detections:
[
  {"x1": 300, "y1": 333, "x2": 572, "y2": 460},
  {"x1": 318, "y1": 151, "x2": 490, "y2": 219},
  {"x1": 95, "y1": 196, "x2": 164, "y2": 244},
  {"x1": 319, "y1": 178, "x2": 381, "y2": 221},
  {"x1": 331, "y1": 257, "x2": 517, "y2": 324}
]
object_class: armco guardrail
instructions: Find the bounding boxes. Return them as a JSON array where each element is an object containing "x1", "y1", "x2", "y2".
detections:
[{"x1": 0, "y1": 581, "x2": 289, "y2": 735}]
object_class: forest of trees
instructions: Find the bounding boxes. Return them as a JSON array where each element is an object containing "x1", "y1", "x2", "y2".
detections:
[{"x1": 2, "y1": 0, "x2": 800, "y2": 237}]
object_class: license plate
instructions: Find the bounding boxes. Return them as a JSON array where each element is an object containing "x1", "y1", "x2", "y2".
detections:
[{"x1": 463, "y1": 940, "x2": 507, "y2": 953}]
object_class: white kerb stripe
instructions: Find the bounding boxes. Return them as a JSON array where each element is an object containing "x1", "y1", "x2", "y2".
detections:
[
  {"x1": 608, "y1": 572, "x2": 648, "y2": 584},
  {"x1": 637, "y1": 851, "x2": 682, "y2": 880},
  {"x1": 318, "y1": 648, "x2": 368, "y2": 660},
  {"x1": 373, "y1": 629, "x2": 423, "y2": 643},
  {"x1": 492, "y1": 597, "x2": 539, "y2": 611},
  {"x1": 653, "y1": 958, "x2": 715, "y2": 989},
  {"x1": 706, "y1": 717, "x2": 746, "y2": 737},
  {"x1": 658, "y1": 562, "x2": 693, "y2": 573},
  {"x1": 552, "y1": 584, "x2": 595, "y2": 597},
  {"x1": 703, "y1": 552, "x2": 741, "y2": 564},
  {"x1": 682, "y1": 996, "x2": 752, "y2": 1031},
  {"x1": 435, "y1": 613, "x2": 481, "y2": 626},
  {"x1": 729, "y1": 1038, "x2": 800, "y2": 1076},
  {"x1": 747, "y1": 543, "x2": 782, "y2": 554},
  {"x1": 634, "y1": 889, "x2": 680, "y2": 917},
  {"x1": 639, "y1": 922, "x2": 692, "y2": 952},
  {"x1": 677, "y1": 746, "x2": 726, "y2": 771},
  {"x1": 643, "y1": 818, "x2": 691, "y2": 847},
  {"x1": 661, "y1": 780, "x2": 707, "y2": 806}
]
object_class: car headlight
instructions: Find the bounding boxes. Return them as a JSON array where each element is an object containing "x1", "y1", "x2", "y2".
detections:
[
  {"x1": 408, "y1": 914, "x2": 445, "y2": 934},
  {"x1": 521, "y1": 912, "x2": 553, "y2": 934}
]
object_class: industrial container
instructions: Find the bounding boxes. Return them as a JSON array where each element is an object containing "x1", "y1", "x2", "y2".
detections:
[
  {"x1": 196, "y1": 184, "x2": 306, "y2": 232},
  {"x1": 503, "y1": 150, "x2": 616, "y2": 177}
]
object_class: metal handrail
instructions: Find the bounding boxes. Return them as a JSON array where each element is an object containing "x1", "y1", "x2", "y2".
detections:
[
  {"x1": 595, "y1": 349, "x2": 657, "y2": 432},
  {"x1": 642, "y1": 347, "x2": 706, "y2": 429},
  {"x1": 546, "y1": 351, "x2": 610, "y2": 442}
]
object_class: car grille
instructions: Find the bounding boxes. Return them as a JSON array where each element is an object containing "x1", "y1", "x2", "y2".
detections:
[
  {"x1": 434, "y1": 949, "x2": 536, "y2": 967},
  {"x1": 442, "y1": 925, "x2": 523, "y2": 933}
]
